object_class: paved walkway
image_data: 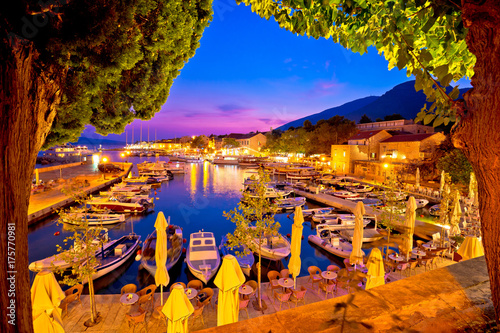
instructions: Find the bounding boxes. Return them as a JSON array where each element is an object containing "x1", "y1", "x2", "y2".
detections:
[{"x1": 61, "y1": 255, "x2": 459, "y2": 332}]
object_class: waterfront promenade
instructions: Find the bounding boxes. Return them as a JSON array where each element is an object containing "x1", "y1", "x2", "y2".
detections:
[
  {"x1": 28, "y1": 162, "x2": 132, "y2": 225},
  {"x1": 60, "y1": 256, "x2": 494, "y2": 332}
]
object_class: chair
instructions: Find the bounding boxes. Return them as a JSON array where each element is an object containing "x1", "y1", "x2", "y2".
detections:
[
  {"x1": 239, "y1": 298, "x2": 250, "y2": 318},
  {"x1": 187, "y1": 280, "x2": 203, "y2": 291},
  {"x1": 280, "y1": 268, "x2": 290, "y2": 278},
  {"x1": 416, "y1": 240, "x2": 426, "y2": 250},
  {"x1": 190, "y1": 304, "x2": 205, "y2": 328},
  {"x1": 335, "y1": 268, "x2": 350, "y2": 293},
  {"x1": 343, "y1": 258, "x2": 355, "y2": 272},
  {"x1": 307, "y1": 266, "x2": 322, "y2": 290},
  {"x1": 169, "y1": 282, "x2": 186, "y2": 292},
  {"x1": 408, "y1": 260, "x2": 419, "y2": 276},
  {"x1": 267, "y1": 270, "x2": 281, "y2": 293},
  {"x1": 244, "y1": 280, "x2": 258, "y2": 301},
  {"x1": 137, "y1": 293, "x2": 154, "y2": 313},
  {"x1": 327, "y1": 265, "x2": 340, "y2": 273},
  {"x1": 196, "y1": 287, "x2": 214, "y2": 309},
  {"x1": 319, "y1": 281, "x2": 335, "y2": 299},
  {"x1": 394, "y1": 262, "x2": 409, "y2": 278},
  {"x1": 417, "y1": 257, "x2": 430, "y2": 272},
  {"x1": 273, "y1": 290, "x2": 292, "y2": 310},
  {"x1": 121, "y1": 284, "x2": 137, "y2": 295},
  {"x1": 60, "y1": 284, "x2": 83, "y2": 317},
  {"x1": 125, "y1": 307, "x2": 147, "y2": 332},
  {"x1": 290, "y1": 286, "x2": 307, "y2": 307}
]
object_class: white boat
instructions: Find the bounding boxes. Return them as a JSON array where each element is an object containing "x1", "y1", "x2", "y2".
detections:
[
  {"x1": 346, "y1": 184, "x2": 374, "y2": 193},
  {"x1": 88, "y1": 196, "x2": 154, "y2": 214},
  {"x1": 312, "y1": 213, "x2": 358, "y2": 223},
  {"x1": 245, "y1": 186, "x2": 292, "y2": 199},
  {"x1": 329, "y1": 191, "x2": 359, "y2": 199},
  {"x1": 249, "y1": 227, "x2": 291, "y2": 261},
  {"x1": 416, "y1": 198, "x2": 430, "y2": 208},
  {"x1": 318, "y1": 218, "x2": 371, "y2": 229},
  {"x1": 141, "y1": 224, "x2": 183, "y2": 276},
  {"x1": 308, "y1": 224, "x2": 353, "y2": 258},
  {"x1": 302, "y1": 207, "x2": 335, "y2": 217},
  {"x1": 61, "y1": 211, "x2": 126, "y2": 225},
  {"x1": 429, "y1": 204, "x2": 440, "y2": 216},
  {"x1": 286, "y1": 169, "x2": 319, "y2": 180},
  {"x1": 29, "y1": 228, "x2": 110, "y2": 272},
  {"x1": 219, "y1": 235, "x2": 254, "y2": 276},
  {"x1": 275, "y1": 197, "x2": 306, "y2": 211},
  {"x1": 213, "y1": 155, "x2": 239, "y2": 165},
  {"x1": 338, "y1": 228, "x2": 384, "y2": 243},
  {"x1": 186, "y1": 231, "x2": 221, "y2": 283},
  {"x1": 317, "y1": 173, "x2": 338, "y2": 185}
]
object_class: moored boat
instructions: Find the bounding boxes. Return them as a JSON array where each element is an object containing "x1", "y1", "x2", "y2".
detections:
[
  {"x1": 274, "y1": 196, "x2": 306, "y2": 211},
  {"x1": 89, "y1": 196, "x2": 154, "y2": 214},
  {"x1": 186, "y1": 231, "x2": 221, "y2": 283},
  {"x1": 338, "y1": 228, "x2": 384, "y2": 243},
  {"x1": 248, "y1": 227, "x2": 291, "y2": 261},
  {"x1": 219, "y1": 235, "x2": 255, "y2": 276},
  {"x1": 60, "y1": 210, "x2": 126, "y2": 225},
  {"x1": 140, "y1": 223, "x2": 183, "y2": 276},
  {"x1": 308, "y1": 224, "x2": 353, "y2": 258},
  {"x1": 416, "y1": 198, "x2": 430, "y2": 209},
  {"x1": 329, "y1": 191, "x2": 360, "y2": 199}
]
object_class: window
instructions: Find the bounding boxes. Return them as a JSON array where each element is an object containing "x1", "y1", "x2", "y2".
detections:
[{"x1": 343, "y1": 151, "x2": 346, "y2": 157}]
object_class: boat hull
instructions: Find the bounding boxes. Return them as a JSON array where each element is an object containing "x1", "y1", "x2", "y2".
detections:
[{"x1": 308, "y1": 234, "x2": 353, "y2": 258}]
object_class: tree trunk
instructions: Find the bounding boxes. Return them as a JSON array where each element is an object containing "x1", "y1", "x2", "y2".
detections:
[
  {"x1": 454, "y1": 0, "x2": 500, "y2": 323},
  {"x1": 0, "y1": 34, "x2": 60, "y2": 332}
]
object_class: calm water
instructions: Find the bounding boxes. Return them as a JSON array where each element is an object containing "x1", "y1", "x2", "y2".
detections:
[{"x1": 28, "y1": 152, "x2": 402, "y2": 294}]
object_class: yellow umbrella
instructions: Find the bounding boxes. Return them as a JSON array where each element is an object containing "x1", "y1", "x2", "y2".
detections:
[
  {"x1": 214, "y1": 254, "x2": 245, "y2": 326},
  {"x1": 457, "y1": 236, "x2": 485, "y2": 260},
  {"x1": 415, "y1": 168, "x2": 420, "y2": 188},
  {"x1": 349, "y1": 201, "x2": 365, "y2": 267},
  {"x1": 365, "y1": 248, "x2": 385, "y2": 290},
  {"x1": 154, "y1": 211, "x2": 170, "y2": 305},
  {"x1": 404, "y1": 197, "x2": 417, "y2": 259},
  {"x1": 31, "y1": 270, "x2": 66, "y2": 333},
  {"x1": 162, "y1": 284, "x2": 194, "y2": 333},
  {"x1": 35, "y1": 168, "x2": 40, "y2": 185},
  {"x1": 450, "y1": 191, "x2": 462, "y2": 236},
  {"x1": 288, "y1": 205, "x2": 304, "y2": 288}
]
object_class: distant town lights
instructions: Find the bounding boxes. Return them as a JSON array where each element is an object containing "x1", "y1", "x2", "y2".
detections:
[
  {"x1": 102, "y1": 157, "x2": 108, "y2": 163},
  {"x1": 384, "y1": 164, "x2": 389, "y2": 168}
]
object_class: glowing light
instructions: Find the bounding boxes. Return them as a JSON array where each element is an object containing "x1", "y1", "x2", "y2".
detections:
[
  {"x1": 102, "y1": 157, "x2": 108, "y2": 163},
  {"x1": 120, "y1": 153, "x2": 125, "y2": 158},
  {"x1": 384, "y1": 164, "x2": 388, "y2": 168},
  {"x1": 92, "y1": 154, "x2": 100, "y2": 164}
]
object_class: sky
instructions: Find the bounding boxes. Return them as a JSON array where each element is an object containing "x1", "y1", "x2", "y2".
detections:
[{"x1": 83, "y1": 1, "x2": 424, "y2": 142}]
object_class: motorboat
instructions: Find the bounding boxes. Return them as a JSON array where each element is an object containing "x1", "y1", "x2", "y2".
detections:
[
  {"x1": 88, "y1": 196, "x2": 154, "y2": 214},
  {"x1": 286, "y1": 169, "x2": 319, "y2": 180},
  {"x1": 274, "y1": 197, "x2": 306, "y2": 211},
  {"x1": 338, "y1": 228, "x2": 384, "y2": 243},
  {"x1": 317, "y1": 217, "x2": 372, "y2": 229},
  {"x1": 29, "y1": 228, "x2": 110, "y2": 272},
  {"x1": 248, "y1": 227, "x2": 291, "y2": 261},
  {"x1": 219, "y1": 235, "x2": 255, "y2": 276},
  {"x1": 317, "y1": 173, "x2": 338, "y2": 185},
  {"x1": 346, "y1": 184, "x2": 374, "y2": 193},
  {"x1": 60, "y1": 210, "x2": 126, "y2": 225},
  {"x1": 141, "y1": 223, "x2": 183, "y2": 277},
  {"x1": 302, "y1": 207, "x2": 335, "y2": 217},
  {"x1": 312, "y1": 213, "x2": 358, "y2": 223},
  {"x1": 334, "y1": 177, "x2": 360, "y2": 187},
  {"x1": 308, "y1": 224, "x2": 354, "y2": 258},
  {"x1": 429, "y1": 204, "x2": 440, "y2": 216},
  {"x1": 213, "y1": 155, "x2": 239, "y2": 165},
  {"x1": 186, "y1": 231, "x2": 221, "y2": 283},
  {"x1": 329, "y1": 191, "x2": 360, "y2": 199},
  {"x1": 416, "y1": 198, "x2": 430, "y2": 209},
  {"x1": 244, "y1": 186, "x2": 293, "y2": 199},
  {"x1": 84, "y1": 233, "x2": 141, "y2": 283}
]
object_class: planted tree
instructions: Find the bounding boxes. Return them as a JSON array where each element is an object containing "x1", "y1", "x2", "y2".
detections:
[
  {"x1": 223, "y1": 169, "x2": 280, "y2": 310},
  {"x1": 236, "y1": 0, "x2": 500, "y2": 321},
  {"x1": 0, "y1": 1, "x2": 212, "y2": 330},
  {"x1": 222, "y1": 137, "x2": 241, "y2": 149}
]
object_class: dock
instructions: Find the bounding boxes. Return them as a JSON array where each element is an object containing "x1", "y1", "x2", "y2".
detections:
[{"x1": 28, "y1": 162, "x2": 133, "y2": 225}]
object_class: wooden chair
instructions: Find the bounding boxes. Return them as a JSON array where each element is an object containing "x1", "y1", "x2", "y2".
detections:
[
  {"x1": 327, "y1": 265, "x2": 340, "y2": 273},
  {"x1": 121, "y1": 284, "x2": 137, "y2": 295},
  {"x1": 190, "y1": 304, "x2": 205, "y2": 328},
  {"x1": 307, "y1": 266, "x2": 322, "y2": 290},
  {"x1": 290, "y1": 286, "x2": 307, "y2": 307},
  {"x1": 408, "y1": 260, "x2": 419, "y2": 276},
  {"x1": 416, "y1": 240, "x2": 426, "y2": 250},
  {"x1": 244, "y1": 280, "x2": 258, "y2": 301},
  {"x1": 137, "y1": 293, "x2": 154, "y2": 314},
  {"x1": 273, "y1": 290, "x2": 292, "y2": 311},
  {"x1": 60, "y1": 284, "x2": 83, "y2": 317},
  {"x1": 280, "y1": 268, "x2": 290, "y2": 279},
  {"x1": 187, "y1": 280, "x2": 203, "y2": 291},
  {"x1": 343, "y1": 258, "x2": 355, "y2": 272},
  {"x1": 319, "y1": 281, "x2": 335, "y2": 299},
  {"x1": 239, "y1": 299, "x2": 250, "y2": 318},
  {"x1": 394, "y1": 262, "x2": 409, "y2": 278},
  {"x1": 125, "y1": 307, "x2": 147, "y2": 332},
  {"x1": 335, "y1": 268, "x2": 350, "y2": 292},
  {"x1": 267, "y1": 270, "x2": 281, "y2": 293},
  {"x1": 196, "y1": 288, "x2": 214, "y2": 309},
  {"x1": 169, "y1": 282, "x2": 186, "y2": 292}
]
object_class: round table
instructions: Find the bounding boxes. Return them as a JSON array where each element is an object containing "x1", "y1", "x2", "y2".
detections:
[
  {"x1": 120, "y1": 293, "x2": 139, "y2": 305},
  {"x1": 321, "y1": 271, "x2": 337, "y2": 281},
  {"x1": 388, "y1": 254, "x2": 405, "y2": 262},
  {"x1": 411, "y1": 249, "x2": 427, "y2": 258},
  {"x1": 278, "y1": 278, "x2": 294, "y2": 289},
  {"x1": 184, "y1": 288, "x2": 198, "y2": 300},
  {"x1": 422, "y1": 243, "x2": 437, "y2": 250},
  {"x1": 239, "y1": 284, "x2": 254, "y2": 297}
]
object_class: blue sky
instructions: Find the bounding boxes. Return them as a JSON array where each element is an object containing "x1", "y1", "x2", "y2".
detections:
[{"x1": 83, "y1": 1, "x2": 432, "y2": 142}]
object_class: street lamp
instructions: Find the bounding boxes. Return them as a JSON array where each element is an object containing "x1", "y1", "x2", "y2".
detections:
[{"x1": 383, "y1": 163, "x2": 389, "y2": 184}]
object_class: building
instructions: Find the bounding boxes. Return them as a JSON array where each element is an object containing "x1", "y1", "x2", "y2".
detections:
[
  {"x1": 357, "y1": 119, "x2": 435, "y2": 134},
  {"x1": 331, "y1": 120, "x2": 446, "y2": 181},
  {"x1": 224, "y1": 132, "x2": 267, "y2": 155}
]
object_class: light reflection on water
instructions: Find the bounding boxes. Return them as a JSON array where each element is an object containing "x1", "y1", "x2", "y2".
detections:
[{"x1": 29, "y1": 152, "x2": 387, "y2": 294}]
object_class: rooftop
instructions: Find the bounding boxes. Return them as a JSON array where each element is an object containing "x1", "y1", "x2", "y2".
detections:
[{"x1": 380, "y1": 133, "x2": 437, "y2": 143}]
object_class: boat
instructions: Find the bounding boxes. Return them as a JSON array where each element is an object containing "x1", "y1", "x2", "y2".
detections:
[
  {"x1": 316, "y1": 217, "x2": 372, "y2": 229},
  {"x1": 312, "y1": 212, "x2": 359, "y2": 223},
  {"x1": 429, "y1": 204, "x2": 440, "y2": 216},
  {"x1": 140, "y1": 223, "x2": 183, "y2": 277},
  {"x1": 416, "y1": 198, "x2": 430, "y2": 208},
  {"x1": 302, "y1": 207, "x2": 335, "y2": 217},
  {"x1": 219, "y1": 235, "x2": 255, "y2": 276},
  {"x1": 308, "y1": 224, "x2": 354, "y2": 258},
  {"x1": 317, "y1": 173, "x2": 338, "y2": 185},
  {"x1": 274, "y1": 197, "x2": 306, "y2": 211},
  {"x1": 286, "y1": 169, "x2": 319, "y2": 180},
  {"x1": 338, "y1": 228, "x2": 384, "y2": 243},
  {"x1": 88, "y1": 196, "x2": 154, "y2": 214},
  {"x1": 84, "y1": 233, "x2": 141, "y2": 283},
  {"x1": 213, "y1": 155, "x2": 239, "y2": 165},
  {"x1": 244, "y1": 186, "x2": 293, "y2": 199},
  {"x1": 329, "y1": 191, "x2": 360, "y2": 199},
  {"x1": 29, "y1": 228, "x2": 110, "y2": 272},
  {"x1": 186, "y1": 231, "x2": 221, "y2": 283},
  {"x1": 346, "y1": 184, "x2": 374, "y2": 193},
  {"x1": 334, "y1": 177, "x2": 360, "y2": 187},
  {"x1": 248, "y1": 227, "x2": 291, "y2": 261},
  {"x1": 60, "y1": 210, "x2": 126, "y2": 225}
]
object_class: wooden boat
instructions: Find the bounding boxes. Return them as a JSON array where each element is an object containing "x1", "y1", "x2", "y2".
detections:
[
  {"x1": 61, "y1": 211, "x2": 126, "y2": 225},
  {"x1": 249, "y1": 227, "x2": 291, "y2": 261},
  {"x1": 84, "y1": 233, "x2": 141, "y2": 283},
  {"x1": 274, "y1": 197, "x2": 306, "y2": 211},
  {"x1": 186, "y1": 231, "x2": 221, "y2": 283},
  {"x1": 140, "y1": 224, "x2": 183, "y2": 276},
  {"x1": 308, "y1": 224, "x2": 353, "y2": 258},
  {"x1": 219, "y1": 235, "x2": 254, "y2": 276},
  {"x1": 29, "y1": 228, "x2": 110, "y2": 272}
]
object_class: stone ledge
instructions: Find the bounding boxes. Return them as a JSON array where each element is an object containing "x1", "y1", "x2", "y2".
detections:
[{"x1": 199, "y1": 256, "x2": 495, "y2": 332}]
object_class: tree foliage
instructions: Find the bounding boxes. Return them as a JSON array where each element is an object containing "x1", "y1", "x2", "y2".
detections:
[
  {"x1": 190, "y1": 135, "x2": 207, "y2": 149},
  {"x1": 236, "y1": 0, "x2": 474, "y2": 126},
  {"x1": 437, "y1": 148, "x2": 472, "y2": 185},
  {"x1": 222, "y1": 137, "x2": 241, "y2": 148},
  {"x1": 4, "y1": 0, "x2": 213, "y2": 148},
  {"x1": 359, "y1": 114, "x2": 372, "y2": 124}
]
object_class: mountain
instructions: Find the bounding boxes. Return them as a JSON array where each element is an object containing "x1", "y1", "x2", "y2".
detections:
[
  {"x1": 277, "y1": 81, "x2": 471, "y2": 130},
  {"x1": 73, "y1": 136, "x2": 125, "y2": 148},
  {"x1": 277, "y1": 96, "x2": 379, "y2": 131}
]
